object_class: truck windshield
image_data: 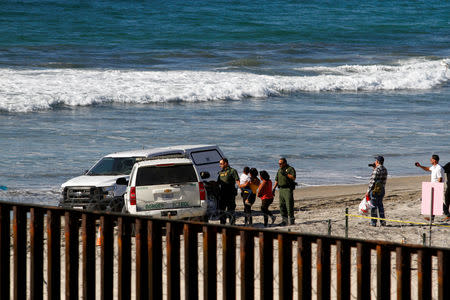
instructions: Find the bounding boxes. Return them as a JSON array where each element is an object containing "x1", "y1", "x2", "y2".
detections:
[{"x1": 88, "y1": 157, "x2": 139, "y2": 175}]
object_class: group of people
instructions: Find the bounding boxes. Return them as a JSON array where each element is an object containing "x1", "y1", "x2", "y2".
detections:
[
  {"x1": 216, "y1": 153, "x2": 449, "y2": 228},
  {"x1": 366, "y1": 154, "x2": 449, "y2": 227},
  {"x1": 216, "y1": 157, "x2": 296, "y2": 227}
]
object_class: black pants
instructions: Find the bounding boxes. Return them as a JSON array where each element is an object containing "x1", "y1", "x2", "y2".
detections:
[
  {"x1": 444, "y1": 186, "x2": 450, "y2": 216},
  {"x1": 218, "y1": 190, "x2": 236, "y2": 224}
]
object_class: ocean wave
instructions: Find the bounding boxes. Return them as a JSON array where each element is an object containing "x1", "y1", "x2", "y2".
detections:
[{"x1": 0, "y1": 58, "x2": 448, "y2": 113}]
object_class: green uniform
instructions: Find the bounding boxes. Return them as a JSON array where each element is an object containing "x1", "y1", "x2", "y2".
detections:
[
  {"x1": 275, "y1": 165, "x2": 296, "y2": 224},
  {"x1": 217, "y1": 166, "x2": 239, "y2": 224}
]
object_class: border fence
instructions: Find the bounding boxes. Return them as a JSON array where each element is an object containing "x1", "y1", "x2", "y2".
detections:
[{"x1": 1, "y1": 201, "x2": 450, "y2": 300}]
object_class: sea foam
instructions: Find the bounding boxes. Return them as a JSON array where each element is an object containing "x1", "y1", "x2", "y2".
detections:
[{"x1": 0, "y1": 58, "x2": 448, "y2": 113}]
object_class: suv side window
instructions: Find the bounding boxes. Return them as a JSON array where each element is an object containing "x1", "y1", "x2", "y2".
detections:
[
  {"x1": 190, "y1": 150, "x2": 222, "y2": 166},
  {"x1": 136, "y1": 164, "x2": 197, "y2": 186}
]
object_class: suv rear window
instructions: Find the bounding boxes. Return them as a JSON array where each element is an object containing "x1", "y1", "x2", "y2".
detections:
[
  {"x1": 136, "y1": 164, "x2": 198, "y2": 186},
  {"x1": 190, "y1": 150, "x2": 222, "y2": 165}
]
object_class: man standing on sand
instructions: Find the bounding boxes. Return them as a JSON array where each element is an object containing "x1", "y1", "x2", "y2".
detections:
[
  {"x1": 273, "y1": 158, "x2": 296, "y2": 226},
  {"x1": 366, "y1": 156, "x2": 388, "y2": 227},
  {"x1": 217, "y1": 158, "x2": 240, "y2": 225},
  {"x1": 415, "y1": 154, "x2": 448, "y2": 218}
]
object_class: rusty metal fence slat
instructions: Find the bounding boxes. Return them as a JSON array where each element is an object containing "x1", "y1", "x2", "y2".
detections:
[
  {"x1": 100, "y1": 216, "x2": 114, "y2": 300},
  {"x1": 82, "y1": 214, "x2": 96, "y2": 300},
  {"x1": 30, "y1": 208, "x2": 44, "y2": 300},
  {"x1": 316, "y1": 238, "x2": 331, "y2": 300},
  {"x1": 0, "y1": 205, "x2": 10, "y2": 300},
  {"x1": 438, "y1": 249, "x2": 450, "y2": 300},
  {"x1": 259, "y1": 231, "x2": 273, "y2": 300},
  {"x1": 336, "y1": 240, "x2": 350, "y2": 300},
  {"x1": 166, "y1": 222, "x2": 181, "y2": 300},
  {"x1": 65, "y1": 212, "x2": 79, "y2": 300},
  {"x1": 357, "y1": 242, "x2": 371, "y2": 300},
  {"x1": 118, "y1": 216, "x2": 131, "y2": 300},
  {"x1": 241, "y1": 230, "x2": 254, "y2": 300},
  {"x1": 279, "y1": 233, "x2": 292, "y2": 300},
  {"x1": 396, "y1": 246, "x2": 411, "y2": 300},
  {"x1": 376, "y1": 244, "x2": 391, "y2": 300},
  {"x1": 47, "y1": 210, "x2": 61, "y2": 300},
  {"x1": 184, "y1": 223, "x2": 198, "y2": 300},
  {"x1": 13, "y1": 206, "x2": 27, "y2": 300},
  {"x1": 203, "y1": 226, "x2": 217, "y2": 300},
  {"x1": 297, "y1": 236, "x2": 312, "y2": 300},
  {"x1": 417, "y1": 248, "x2": 431, "y2": 300},
  {"x1": 222, "y1": 228, "x2": 236, "y2": 300},
  {"x1": 148, "y1": 220, "x2": 163, "y2": 300}
]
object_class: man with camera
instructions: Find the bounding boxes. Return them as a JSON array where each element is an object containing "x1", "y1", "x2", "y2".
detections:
[
  {"x1": 366, "y1": 156, "x2": 388, "y2": 227},
  {"x1": 273, "y1": 158, "x2": 296, "y2": 226}
]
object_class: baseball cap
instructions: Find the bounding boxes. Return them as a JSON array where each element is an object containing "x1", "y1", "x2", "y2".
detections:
[{"x1": 374, "y1": 156, "x2": 384, "y2": 164}]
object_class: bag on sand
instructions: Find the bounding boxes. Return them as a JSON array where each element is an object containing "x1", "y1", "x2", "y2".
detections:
[{"x1": 359, "y1": 195, "x2": 374, "y2": 215}]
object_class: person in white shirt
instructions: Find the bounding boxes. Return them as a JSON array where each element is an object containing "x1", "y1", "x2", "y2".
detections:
[
  {"x1": 415, "y1": 154, "x2": 445, "y2": 183},
  {"x1": 239, "y1": 166, "x2": 250, "y2": 187},
  {"x1": 416, "y1": 154, "x2": 448, "y2": 218}
]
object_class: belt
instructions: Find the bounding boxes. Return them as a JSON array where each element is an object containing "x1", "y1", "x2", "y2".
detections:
[{"x1": 279, "y1": 185, "x2": 290, "y2": 188}]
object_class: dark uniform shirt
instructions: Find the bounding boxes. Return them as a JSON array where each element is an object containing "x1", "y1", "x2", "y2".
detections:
[
  {"x1": 218, "y1": 167, "x2": 239, "y2": 188},
  {"x1": 275, "y1": 165, "x2": 296, "y2": 188}
]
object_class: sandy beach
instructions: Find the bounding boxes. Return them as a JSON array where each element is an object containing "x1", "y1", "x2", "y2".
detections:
[{"x1": 217, "y1": 175, "x2": 450, "y2": 248}]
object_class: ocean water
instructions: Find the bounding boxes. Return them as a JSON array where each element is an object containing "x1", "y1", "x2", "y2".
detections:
[{"x1": 0, "y1": 0, "x2": 449, "y2": 204}]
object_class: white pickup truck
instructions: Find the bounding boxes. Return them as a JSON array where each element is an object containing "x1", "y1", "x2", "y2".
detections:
[{"x1": 59, "y1": 145, "x2": 224, "y2": 212}]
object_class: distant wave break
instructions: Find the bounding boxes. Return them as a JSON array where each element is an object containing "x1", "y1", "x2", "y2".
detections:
[{"x1": 0, "y1": 58, "x2": 448, "y2": 112}]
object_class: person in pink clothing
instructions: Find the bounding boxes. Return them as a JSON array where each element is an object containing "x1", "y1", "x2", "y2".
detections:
[{"x1": 257, "y1": 170, "x2": 276, "y2": 227}]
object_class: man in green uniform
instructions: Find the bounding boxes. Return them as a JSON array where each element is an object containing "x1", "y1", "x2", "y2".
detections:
[
  {"x1": 217, "y1": 158, "x2": 240, "y2": 224},
  {"x1": 273, "y1": 158, "x2": 296, "y2": 225}
]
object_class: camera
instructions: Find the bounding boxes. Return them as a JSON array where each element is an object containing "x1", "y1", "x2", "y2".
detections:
[{"x1": 368, "y1": 163, "x2": 375, "y2": 168}]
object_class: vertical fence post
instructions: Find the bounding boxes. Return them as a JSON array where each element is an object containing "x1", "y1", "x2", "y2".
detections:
[
  {"x1": 184, "y1": 223, "x2": 198, "y2": 300},
  {"x1": 259, "y1": 231, "x2": 273, "y2": 300},
  {"x1": 222, "y1": 228, "x2": 236, "y2": 300},
  {"x1": 396, "y1": 246, "x2": 411, "y2": 300},
  {"x1": 135, "y1": 219, "x2": 148, "y2": 300},
  {"x1": 345, "y1": 208, "x2": 348, "y2": 238},
  {"x1": 376, "y1": 244, "x2": 390, "y2": 300},
  {"x1": 65, "y1": 211, "x2": 79, "y2": 300},
  {"x1": 203, "y1": 225, "x2": 217, "y2": 300},
  {"x1": 14, "y1": 205, "x2": 27, "y2": 300},
  {"x1": 148, "y1": 220, "x2": 163, "y2": 300},
  {"x1": 297, "y1": 236, "x2": 311, "y2": 300},
  {"x1": 336, "y1": 240, "x2": 350, "y2": 300},
  {"x1": 278, "y1": 233, "x2": 292, "y2": 300},
  {"x1": 417, "y1": 248, "x2": 431, "y2": 300},
  {"x1": 357, "y1": 242, "x2": 371, "y2": 300},
  {"x1": 82, "y1": 214, "x2": 96, "y2": 300},
  {"x1": 0, "y1": 204, "x2": 10, "y2": 300},
  {"x1": 241, "y1": 230, "x2": 255, "y2": 300},
  {"x1": 100, "y1": 215, "x2": 114, "y2": 300},
  {"x1": 47, "y1": 210, "x2": 61, "y2": 300},
  {"x1": 166, "y1": 222, "x2": 181, "y2": 300},
  {"x1": 429, "y1": 187, "x2": 434, "y2": 247},
  {"x1": 30, "y1": 208, "x2": 44, "y2": 300},
  {"x1": 317, "y1": 238, "x2": 330, "y2": 300},
  {"x1": 438, "y1": 249, "x2": 450, "y2": 300},
  {"x1": 118, "y1": 216, "x2": 131, "y2": 300}
]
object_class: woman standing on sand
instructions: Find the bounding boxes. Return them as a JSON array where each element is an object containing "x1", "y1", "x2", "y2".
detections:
[{"x1": 258, "y1": 170, "x2": 276, "y2": 227}]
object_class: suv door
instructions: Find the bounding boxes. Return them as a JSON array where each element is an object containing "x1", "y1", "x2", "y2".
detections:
[{"x1": 134, "y1": 163, "x2": 200, "y2": 212}]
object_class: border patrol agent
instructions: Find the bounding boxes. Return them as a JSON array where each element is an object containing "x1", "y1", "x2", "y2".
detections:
[
  {"x1": 217, "y1": 158, "x2": 240, "y2": 224},
  {"x1": 273, "y1": 157, "x2": 296, "y2": 225}
]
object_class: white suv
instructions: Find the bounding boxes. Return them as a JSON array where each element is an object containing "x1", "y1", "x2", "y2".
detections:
[
  {"x1": 123, "y1": 158, "x2": 207, "y2": 219},
  {"x1": 59, "y1": 145, "x2": 224, "y2": 212}
]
